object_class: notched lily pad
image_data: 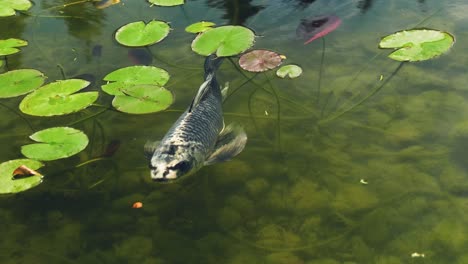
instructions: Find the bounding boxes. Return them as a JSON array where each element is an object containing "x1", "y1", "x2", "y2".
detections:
[
  {"x1": 276, "y1": 64, "x2": 303, "y2": 79},
  {"x1": 0, "y1": 0, "x2": 32, "y2": 17},
  {"x1": 0, "y1": 159, "x2": 44, "y2": 194},
  {"x1": 379, "y1": 29, "x2": 455, "y2": 62},
  {"x1": 21, "y1": 127, "x2": 89, "y2": 161},
  {"x1": 239, "y1": 50, "x2": 283, "y2": 72},
  {"x1": 19, "y1": 79, "x2": 98, "y2": 116},
  {"x1": 0, "y1": 38, "x2": 28, "y2": 56},
  {"x1": 0, "y1": 69, "x2": 46, "y2": 98},
  {"x1": 102, "y1": 66, "x2": 170, "y2": 95},
  {"x1": 112, "y1": 84, "x2": 174, "y2": 114},
  {"x1": 185, "y1": 21, "x2": 215, "y2": 33},
  {"x1": 148, "y1": 0, "x2": 184, "y2": 6},
  {"x1": 115, "y1": 20, "x2": 171, "y2": 47},
  {"x1": 191, "y1": 25, "x2": 255, "y2": 57}
]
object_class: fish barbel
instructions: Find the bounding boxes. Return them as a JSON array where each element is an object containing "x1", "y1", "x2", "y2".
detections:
[{"x1": 145, "y1": 55, "x2": 247, "y2": 182}]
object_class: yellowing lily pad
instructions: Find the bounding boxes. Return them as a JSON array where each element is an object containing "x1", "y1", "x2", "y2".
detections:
[
  {"x1": 0, "y1": 0, "x2": 32, "y2": 17},
  {"x1": 0, "y1": 69, "x2": 46, "y2": 98},
  {"x1": 0, "y1": 38, "x2": 28, "y2": 56},
  {"x1": 379, "y1": 29, "x2": 455, "y2": 62},
  {"x1": 185, "y1": 21, "x2": 216, "y2": 33},
  {"x1": 115, "y1": 20, "x2": 171, "y2": 47},
  {"x1": 19, "y1": 79, "x2": 98, "y2": 116},
  {"x1": 276, "y1": 64, "x2": 303, "y2": 79},
  {"x1": 102, "y1": 66, "x2": 170, "y2": 95},
  {"x1": 148, "y1": 0, "x2": 184, "y2": 6},
  {"x1": 21, "y1": 127, "x2": 89, "y2": 161},
  {"x1": 191, "y1": 25, "x2": 255, "y2": 57},
  {"x1": 0, "y1": 159, "x2": 44, "y2": 194},
  {"x1": 112, "y1": 84, "x2": 174, "y2": 114}
]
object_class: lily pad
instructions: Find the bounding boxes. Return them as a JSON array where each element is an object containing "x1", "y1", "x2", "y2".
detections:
[
  {"x1": 0, "y1": 0, "x2": 32, "y2": 17},
  {"x1": 0, "y1": 159, "x2": 44, "y2": 194},
  {"x1": 102, "y1": 66, "x2": 170, "y2": 95},
  {"x1": 21, "y1": 127, "x2": 89, "y2": 161},
  {"x1": 19, "y1": 79, "x2": 98, "y2": 116},
  {"x1": 185, "y1": 21, "x2": 215, "y2": 33},
  {"x1": 191, "y1": 25, "x2": 255, "y2": 57},
  {"x1": 276, "y1": 65, "x2": 303, "y2": 79},
  {"x1": 148, "y1": 0, "x2": 184, "y2": 6},
  {"x1": 0, "y1": 38, "x2": 28, "y2": 56},
  {"x1": 379, "y1": 29, "x2": 455, "y2": 62},
  {"x1": 112, "y1": 84, "x2": 174, "y2": 114},
  {"x1": 239, "y1": 50, "x2": 283, "y2": 72},
  {"x1": 115, "y1": 20, "x2": 171, "y2": 47},
  {"x1": 0, "y1": 69, "x2": 46, "y2": 98}
]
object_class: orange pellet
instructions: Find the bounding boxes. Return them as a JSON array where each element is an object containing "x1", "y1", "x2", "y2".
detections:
[{"x1": 132, "y1": 202, "x2": 143, "y2": 209}]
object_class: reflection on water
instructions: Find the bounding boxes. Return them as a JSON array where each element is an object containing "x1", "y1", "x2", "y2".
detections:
[{"x1": 1, "y1": 0, "x2": 468, "y2": 263}]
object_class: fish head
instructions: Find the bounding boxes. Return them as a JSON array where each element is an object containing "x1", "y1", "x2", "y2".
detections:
[{"x1": 149, "y1": 146, "x2": 199, "y2": 182}]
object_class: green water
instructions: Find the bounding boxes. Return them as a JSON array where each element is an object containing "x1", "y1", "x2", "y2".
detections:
[{"x1": 1, "y1": 0, "x2": 468, "y2": 263}]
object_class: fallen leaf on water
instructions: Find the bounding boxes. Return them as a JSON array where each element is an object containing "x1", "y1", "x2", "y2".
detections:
[{"x1": 12, "y1": 165, "x2": 43, "y2": 179}]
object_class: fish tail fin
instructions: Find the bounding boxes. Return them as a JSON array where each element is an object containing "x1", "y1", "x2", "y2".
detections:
[{"x1": 204, "y1": 54, "x2": 223, "y2": 79}]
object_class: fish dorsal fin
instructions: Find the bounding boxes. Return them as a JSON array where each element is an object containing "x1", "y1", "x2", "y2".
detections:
[
  {"x1": 189, "y1": 73, "x2": 214, "y2": 113},
  {"x1": 144, "y1": 140, "x2": 160, "y2": 159},
  {"x1": 204, "y1": 123, "x2": 247, "y2": 165}
]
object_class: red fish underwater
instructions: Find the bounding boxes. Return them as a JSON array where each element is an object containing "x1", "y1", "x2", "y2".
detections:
[{"x1": 296, "y1": 15, "x2": 341, "y2": 44}]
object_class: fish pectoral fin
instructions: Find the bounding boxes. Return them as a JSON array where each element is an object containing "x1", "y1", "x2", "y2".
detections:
[
  {"x1": 204, "y1": 123, "x2": 247, "y2": 165},
  {"x1": 144, "y1": 140, "x2": 160, "y2": 159},
  {"x1": 221, "y1": 82, "x2": 229, "y2": 102}
]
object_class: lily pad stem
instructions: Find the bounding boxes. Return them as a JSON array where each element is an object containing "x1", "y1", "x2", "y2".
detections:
[{"x1": 319, "y1": 62, "x2": 405, "y2": 125}]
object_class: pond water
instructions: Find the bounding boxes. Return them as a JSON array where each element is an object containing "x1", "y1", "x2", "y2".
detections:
[{"x1": 1, "y1": 0, "x2": 468, "y2": 263}]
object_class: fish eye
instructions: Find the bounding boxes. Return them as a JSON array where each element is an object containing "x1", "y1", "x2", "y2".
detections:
[{"x1": 170, "y1": 161, "x2": 191, "y2": 175}]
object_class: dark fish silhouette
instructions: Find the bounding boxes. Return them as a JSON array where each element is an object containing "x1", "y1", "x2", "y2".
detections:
[
  {"x1": 296, "y1": 15, "x2": 341, "y2": 44},
  {"x1": 128, "y1": 48, "x2": 153, "y2": 65}
]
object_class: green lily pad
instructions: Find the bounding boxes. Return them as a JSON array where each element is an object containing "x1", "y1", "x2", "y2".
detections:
[
  {"x1": 0, "y1": 38, "x2": 28, "y2": 56},
  {"x1": 148, "y1": 0, "x2": 184, "y2": 6},
  {"x1": 379, "y1": 29, "x2": 455, "y2": 62},
  {"x1": 185, "y1": 21, "x2": 215, "y2": 33},
  {"x1": 21, "y1": 127, "x2": 89, "y2": 161},
  {"x1": 276, "y1": 64, "x2": 303, "y2": 79},
  {"x1": 115, "y1": 20, "x2": 171, "y2": 47},
  {"x1": 191, "y1": 25, "x2": 255, "y2": 57},
  {"x1": 0, "y1": 69, "x2": 46, "y2": 98},
  {"x1": 102, "y1": 66, "x2": 170, "y2": 95},
  {"x1": 0, "y1": 0, "x2": 32, "y2": 17},
  {"x1": 19, "y1": 79, "x2": 98, "y2": 116},
  {"x1": 112, "y1": 84, "x2": 174, "y2": 114},
  {"x1": 0, "y1": 159, "x2": 44, "y2": 194}
]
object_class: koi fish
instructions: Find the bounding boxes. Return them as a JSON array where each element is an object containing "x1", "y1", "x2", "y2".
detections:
[
  {"x1": 145, "y1": 55, "x2": 247, "y2": 182},
  {"x1": 296, "y1": 15, "x2": 342, "y2": 44}
]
